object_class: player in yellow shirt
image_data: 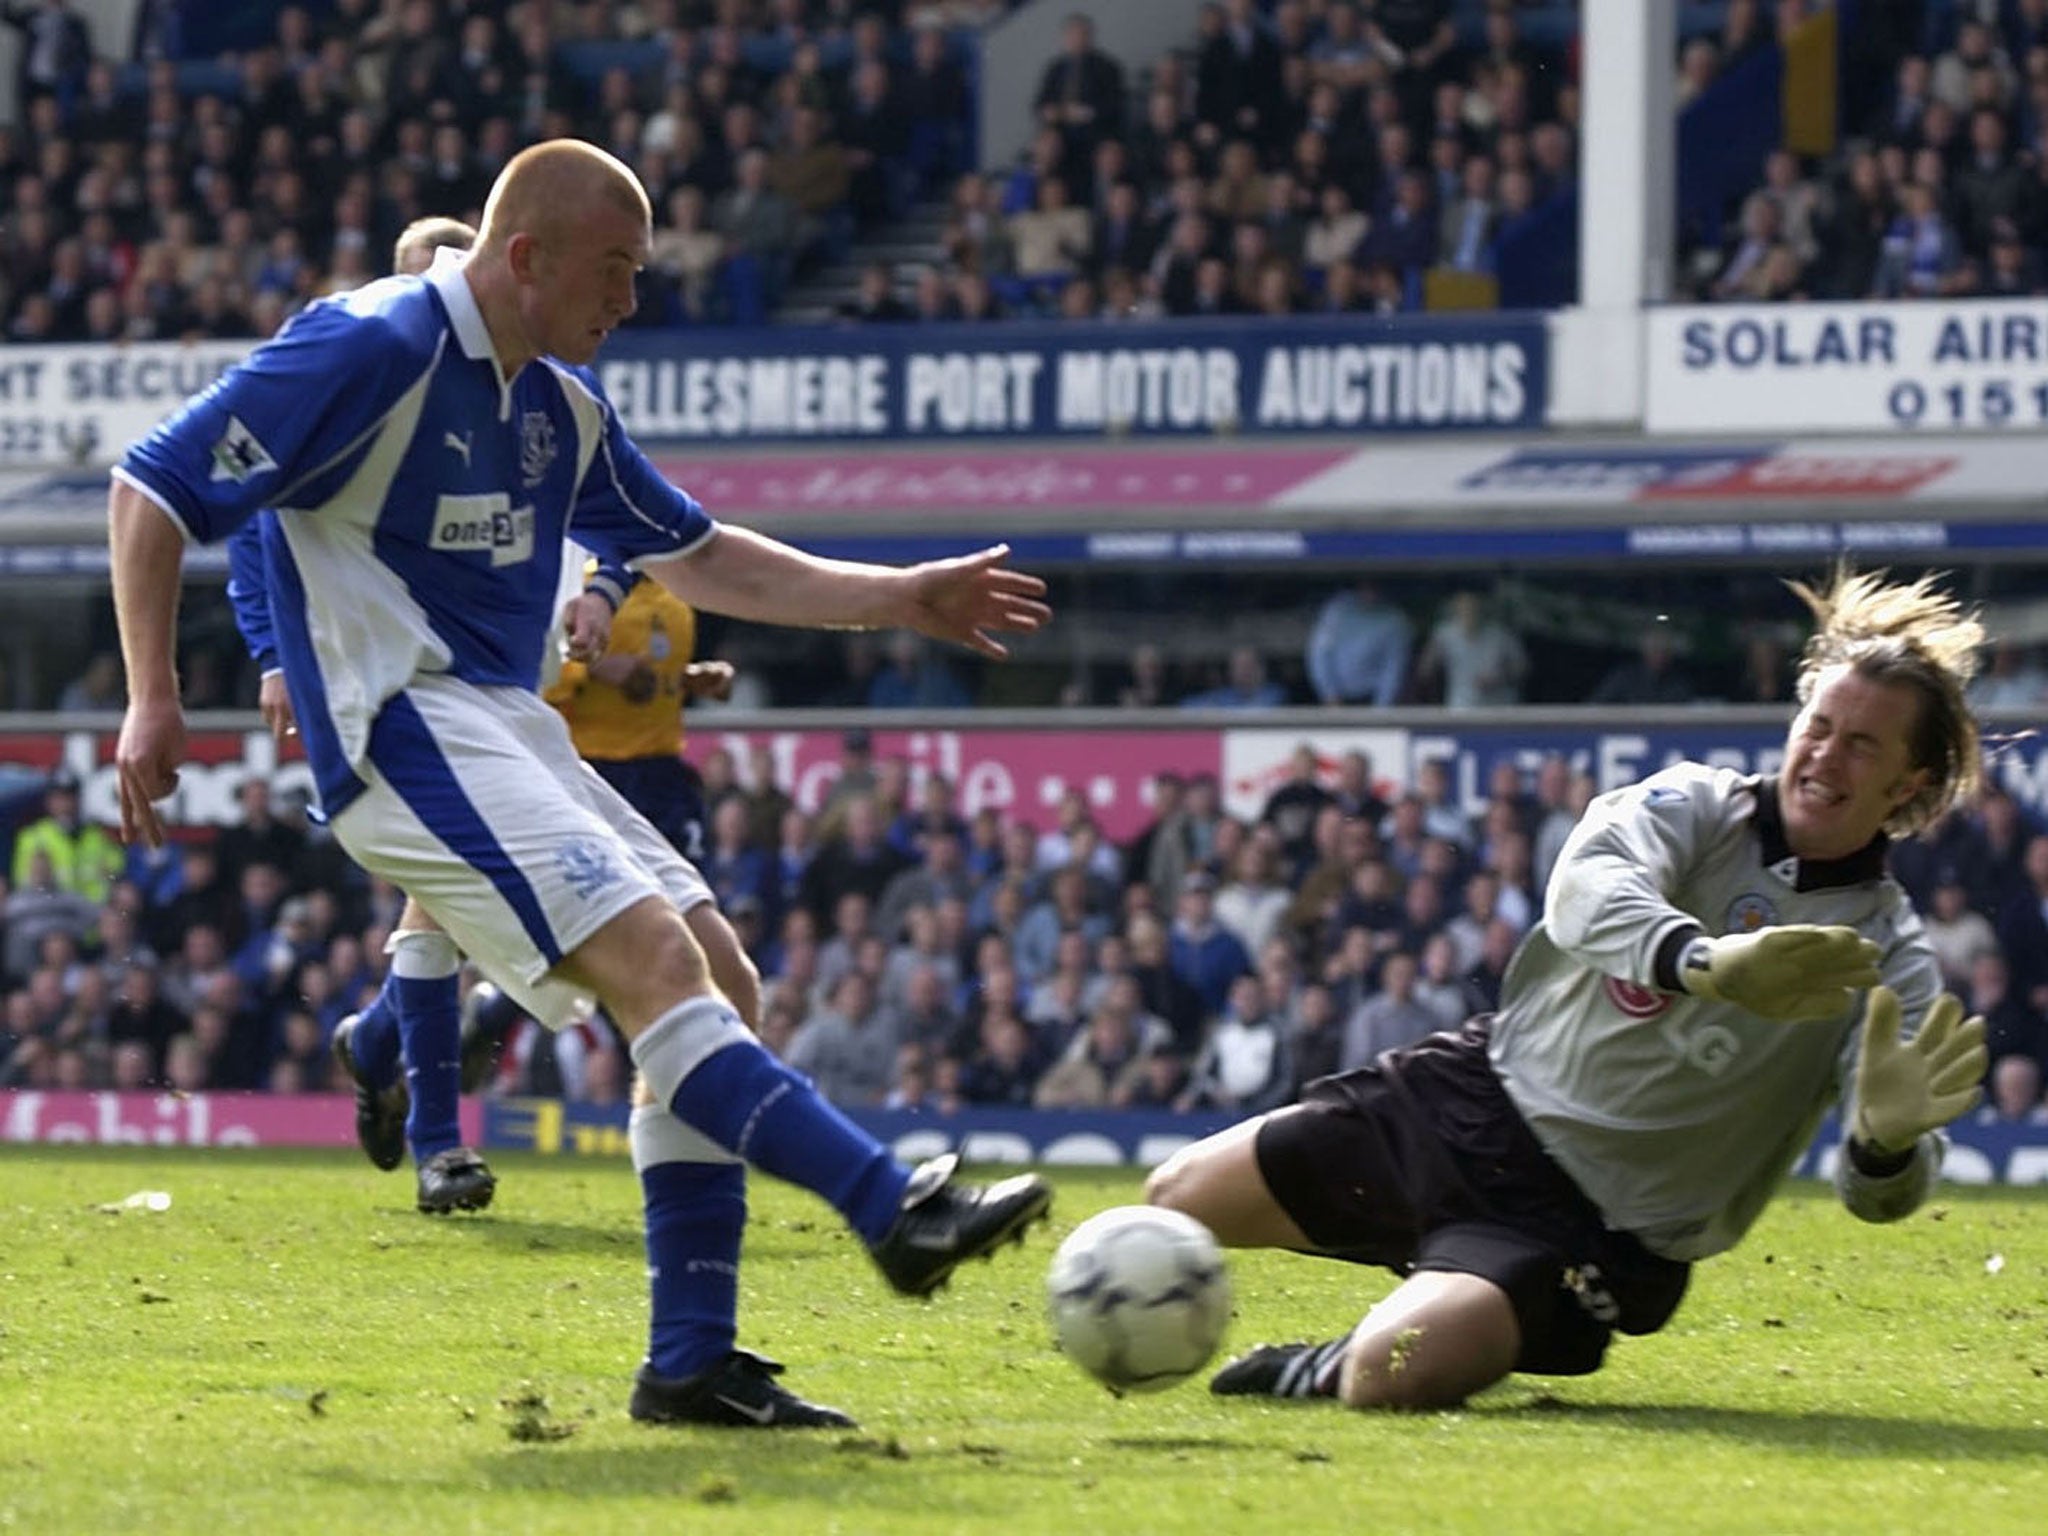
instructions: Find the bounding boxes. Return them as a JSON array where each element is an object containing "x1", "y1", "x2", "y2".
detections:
[{"x1": 544, "y1": 570, "x2": 733, "y2": 861}]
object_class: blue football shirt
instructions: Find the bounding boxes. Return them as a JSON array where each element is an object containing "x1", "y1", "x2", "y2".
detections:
[{"x1": 118, "y1": 251, "x2": 716, "y2": 814}]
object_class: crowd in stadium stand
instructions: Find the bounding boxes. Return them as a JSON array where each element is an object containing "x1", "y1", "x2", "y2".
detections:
[
  {"x1": 1689, "y1": 1, "x2": 2048, "y2": 300},
  {"x1": 903, "y1": 1, "x2": 1578, "y2": 322},
  {"x1": 0, "y1": 0, "x2": 1000, "y2": 339},
  {"x1": 0, "y1": 0, "x2": 1581, "y2": 341},
  {"x1": 14, "y1": 1, "x2": 2048, "y2": 339},
  {"x1": 6, "y1": 733, "x2": 2047, "y2": 1125}
]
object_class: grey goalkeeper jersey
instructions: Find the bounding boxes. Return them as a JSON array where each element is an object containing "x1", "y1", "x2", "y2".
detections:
[{"x1": 1488, "y1": 763, "x2": 1945, "y2": 1263}]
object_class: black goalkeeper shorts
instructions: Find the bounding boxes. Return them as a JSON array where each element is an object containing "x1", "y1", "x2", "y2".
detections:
[{"x1": 1255, "y1": 1018, "x2": 1691, "y2": 1377}]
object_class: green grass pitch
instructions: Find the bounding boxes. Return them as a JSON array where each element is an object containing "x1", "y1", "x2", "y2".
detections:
[{"x1": 2, "y1": 1146, "x2": 2045, "y2": 1535}]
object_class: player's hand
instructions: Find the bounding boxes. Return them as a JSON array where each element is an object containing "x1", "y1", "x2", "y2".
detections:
[
  {"x1": 683, "y1": 661, "x2": 735, "y2": 702},
  {"x1": 115, "y1": 695, "x2": 186, "y2": 848},
  {"x1": 1853, "y1": 987, "x2": 1987, "y2": 1154},
  {"x1": 258, "y1": 671, "x2": 297, "y2": 746},
  {"x1": 898, "y1": 544, "x2": 1050, "y2": 660},
  {"x1": 1679, "y1": 924, "x2": 1882, "y2": 1022},
  {"x1": 562, "y1": 591, "x2": 616, "y2": 663}
]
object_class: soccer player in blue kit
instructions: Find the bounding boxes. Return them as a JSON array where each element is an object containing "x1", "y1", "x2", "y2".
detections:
[
  {"x1": 227, "y1": 214, "x2": 669, "y2": 1216},
  {"x1": 109, "y1": 140, "x2": 1053, "y2": 1428}
]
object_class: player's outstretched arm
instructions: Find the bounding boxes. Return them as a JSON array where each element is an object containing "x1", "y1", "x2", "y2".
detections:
[
  {"x1": 108, "y1": 479, "x2": 190, "y2": 847},
  {"x1": 651, "y1": 527, "x2": 1050, "y2": 659}
]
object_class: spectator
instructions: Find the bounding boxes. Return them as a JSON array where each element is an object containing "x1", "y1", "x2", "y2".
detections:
[
  {"x1": 786, "y1": 970, "x2": 899, "y2": 1108},
  {"x1": 1339, "y1": 950, "x2": 1439, "y2": 1071},
  {"x1": 1925, "y1": 874, "x2": 2000, "y2": 989},
  {"x1": 1284, "y1": 980, "x2": 1343, "y2": 1090},
  {"x1": 1711, "y1": 191, "x2": 1795, "y2": 301},
  {"x1": 1872, "y1": 181, "x2": 1968, "y2": 298},
  {"x1": 1813, "y1": 148, "x2": 1893, "y2": 299},
  {"x1": 1260, "y1": 744, "x2": 1336, "y2": 871},
  {"x1": 4, "y1": 850, "x2": 96, "y2": 979},
  {"x1": 1970, "y1": 641, "x2": 2048, "y2": 708},
  {"x1": 1013, "y1": 865, "x2": 1111, "y2": 986},
  {"x1": 769, "y1": 105, "x2": 851, "y2": 228},
  {"x1": 836, "y1": 260, "x2": 910, "y2": 324},
  {"x1": 1034, "y1": 13, "x2": 1126, "y2": 156},
  {"x1": 1167, "y1": 871, "x2": 1253, "y2": 1019},
  {"x1": 1719, "y1": 0, "x2": 1768, "y2": 68},
  {"x1": 1413, "y1": 932, "x2": 1477, "y2": 1031},
  {"x1": 216, "y1": 779, "x2": 306, "y2": 893},
  {"x1": 800, "y1": 794, "x2": 909, "y2": 926},
  {"x1": 902, "y1": 25, "x2": 969, "y2": 180},
  {"x1": 1933, "y1": 18, "x2": 2016, "y2": 115},
  {"x1": 1676, "y1": 36, "x2": 1723, "y2": 110},
  {"x1": 1009, "y1": 176, "x2": 1092, "y2": 280},
  {"x1": 1438, "y1": 154, "x2": 1501, "y2": 274},
  {"x1": 1179, "y1": 974, "x2": 1293, "y2": 1115},
  {"x1": 713, "y1": 148, "x2": 801, "y2": 283},
  {"x1": 1368, "y1": 0, "x2": 1457, "y2": 90},
  {"x1": 650, "y1": 185, "x2": 726, "y2": 320},
  {"x1": 1306, "y1": 581, "x2": 1413, "y2": 707},
  {"x1": 57, "y1": 653, "x2": 123, "y2": 712},
  {"x1": 1590, "y1": 624, "x2": 1695, "y2": 706},
  {"x1": 1970, "y1": 949, "x2": 2047, "y2": 1119},
  {"x1": 1464, "y1": 916, "x2": 1518, "y2": 1014},
  {"x1": 1033, "y1": 975, "x2": 1163, "y2": 1108},
  {"x1": 1996, "y1": 835, "x2": 2048, "y2": 1016},
  {"x1": 1415, "y1": 591, "x2": 1527, "y2": 709},
  {"x1": 1092, "y1": 180, "x2": 1159, "y2": 279},
  {"x1": 840, "y1": 60, "x2": 908, "y2": 227},
  {"x1": 1305, "y1": 182, "x2": 1369, "y2": 273},
  {"x1": 12, "y1": 768, "x2": 123, "y2": 905},
  {"x1": 1214, "y1": 836, "x2": 1291, "y2": 958},
  {"x1": 1196, "y1": 0, "x2": 1286, "y2": 151},
  {"x1": 1981, "y1": 217, "x2": 2046, "y2": 295},
  {"x1": 1, "y1": 1, "x2": 89, "y2": 112},
  {"x1": 1181, "y1": 646, "x2": 1285, "y2": 709},
  {"x1": 867, "y1": 631, "x2": 973, "y2": 709}
]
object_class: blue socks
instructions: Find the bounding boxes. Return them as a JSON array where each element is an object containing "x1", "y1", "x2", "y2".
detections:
[
  {"x1": 633, "y1": 1103, "x2": 747, "y2": 1381},
  {"x1": 398, "y1": 973, "x2": 462, "y2": 1161},
  {"x1": 385, "y1": 930, "x2": 463, "y2": 1164},
  {"x1": 668, "y1": 1037, "x2": 910, "y2": 1246},
  {"x1": 347, "y1": 979, "x2": 403, "y2": 1090}
]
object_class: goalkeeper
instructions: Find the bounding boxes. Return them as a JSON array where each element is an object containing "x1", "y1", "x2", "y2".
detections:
[{"x1": 1153, "y1": 568, "x2": 1990, "y2": 1410}]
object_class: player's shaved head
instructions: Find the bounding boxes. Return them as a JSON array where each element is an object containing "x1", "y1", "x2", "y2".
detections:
[
  {"x1": 476, "y1": 139, "x2": 651, "y2": 252},
  {"x1": 393, "y1": 216, "x2": 475, "y2": 275},
  {"x1": 462, "y1": 138, "x2": 649, "y2": 371}
]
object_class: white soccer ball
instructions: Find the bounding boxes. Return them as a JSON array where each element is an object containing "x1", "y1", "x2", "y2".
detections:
[{"x1": 1046, "y1": 1205, "x2": 1233, "y2": 1395}]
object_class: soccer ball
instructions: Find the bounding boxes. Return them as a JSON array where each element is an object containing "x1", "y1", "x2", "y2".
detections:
[{"x1": 1046, "y1": 1205, "x2": 1232, "y2": 1395}]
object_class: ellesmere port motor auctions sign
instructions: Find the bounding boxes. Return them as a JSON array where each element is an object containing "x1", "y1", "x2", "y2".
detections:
[
  {"x1": 1646, "y1": 299, "x2": 2048, "y2": 433},
  {"x1": 598, "y1": 315, "x2": 1546, "y2": 441},
  {"x1": 0, "y1": 316, "x2": 1544, "y2": 468}
]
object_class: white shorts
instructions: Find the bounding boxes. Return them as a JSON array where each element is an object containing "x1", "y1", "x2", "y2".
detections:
[{"x1": 329, "y1": 673, "x2": 712, "y2": 1029}]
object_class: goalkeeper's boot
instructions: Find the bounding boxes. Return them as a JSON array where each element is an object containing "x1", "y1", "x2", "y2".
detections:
[
  {"x1": 629, "y1": 1349, "x2": 856, "y2": 1429},
  {"x1": 416, "y1": 1146, "x2": 497, "y2": 1214},
  {"x1": 457, "y1": 980, "x2": 519, "y2": 1094},
  {"x1": 867, "y1": 1153, "x2": 1052, "y2": 1297},
  {"x1": 332, "y1": 1012, "x2": 408, "y2": 1173},
  {"x1": 1210, "y1": 1338, "x2": 1349, "y2": 1399}
]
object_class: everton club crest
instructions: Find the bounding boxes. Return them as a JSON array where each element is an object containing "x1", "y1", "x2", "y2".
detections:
[{"x1": 520, "y1": 410, "x2": 557, "y2": 487}]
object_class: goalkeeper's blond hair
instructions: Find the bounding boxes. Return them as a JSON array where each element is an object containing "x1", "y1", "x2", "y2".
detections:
[{"x1": 1787, "y1": 567, "x2": 1984, "y2": 835}]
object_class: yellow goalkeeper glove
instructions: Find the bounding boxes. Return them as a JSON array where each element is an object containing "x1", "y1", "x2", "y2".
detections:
[
  {"x1": 1678, "y1": 925, "x2": 1883, "y2": 1023},
  {"x1": 1852, "y1": 987, "x2": 1988, "y2": 1155}
]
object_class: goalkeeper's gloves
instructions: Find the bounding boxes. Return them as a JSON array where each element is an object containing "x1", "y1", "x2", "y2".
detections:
[
  {"x1": 1852, "y1": 986, "x2": 1987, "y2": 1156},
  {"x1": 1678, "y1": 925, "x2": 1882, "y2": 1023}
]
